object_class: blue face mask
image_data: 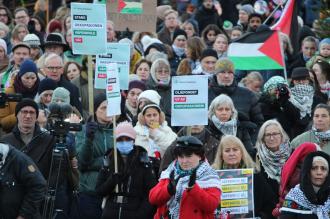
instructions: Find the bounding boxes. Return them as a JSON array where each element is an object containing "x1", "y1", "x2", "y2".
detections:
[{"x1": 116, "y1": 141, "x2": 134, "y2": 155}]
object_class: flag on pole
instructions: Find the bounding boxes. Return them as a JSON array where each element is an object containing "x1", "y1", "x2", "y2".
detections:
[
  {"x1": 228, "y1": 30, "x2": 285, "y2": 71},
  {"x1": 271, "y1": 0, "x2": 299, "y2": 54}
]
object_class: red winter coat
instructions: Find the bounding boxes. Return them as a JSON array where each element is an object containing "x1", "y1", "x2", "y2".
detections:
[{"x1": 149, "y1": 178, "x2": 221, "y2": 219}]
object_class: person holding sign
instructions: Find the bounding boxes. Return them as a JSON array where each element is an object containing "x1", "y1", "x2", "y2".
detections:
[
  {"x1": 96, "y1": 121, "x2": 157, "y2": 219},
  {"x1": 149, "y1": 136, "x2": 221, "y2": 219},
  {"x1": 134, "y1": 103, "x2": 177, "y2": 174},
  {"x1": 212, "y1": 135, "x2": 277, "y2": 218},
  {"x1": 208, "y1": 94, "x2": 256, "y2": 157},
  {"x1": 280, "y1": 151, "x2": 330, "y2": 219}
]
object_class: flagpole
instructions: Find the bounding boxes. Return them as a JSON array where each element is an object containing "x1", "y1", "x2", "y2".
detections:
[{"x1": 263, "y1": 2, "x2": 284, "y2": 25}]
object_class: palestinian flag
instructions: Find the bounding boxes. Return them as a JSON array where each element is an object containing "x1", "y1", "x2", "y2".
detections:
[
  {"x1": 271, "y1": 0, "x2": 299, "y2": 54},
  {"x1": 228, "y1": 30, "x2": 285, "y2": 70}
]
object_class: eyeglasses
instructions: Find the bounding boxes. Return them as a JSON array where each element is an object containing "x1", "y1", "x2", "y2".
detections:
[
  {"x1": 46, "y1": 66, "x2": 63, "y2": 71},
  {"x1": 264, "y1": 132, "x2": 281, "y2": 139},
  {"x1": 20, "y1": 110, "x2": 36, "y2": 116}
]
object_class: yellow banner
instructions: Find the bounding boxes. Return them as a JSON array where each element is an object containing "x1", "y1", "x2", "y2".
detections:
[
  {"x1": 221, "y1": 184, "x2": 248, "y2": 192},
  {"x1": 221, "y1": 199, "x2": 249, "y2": 207}
]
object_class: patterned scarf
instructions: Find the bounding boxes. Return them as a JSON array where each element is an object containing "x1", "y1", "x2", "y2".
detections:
[
  {"x1": 320, "y1": 81, "x2": 330, "y2": 99},
  {"x1": 281, "y1": 184, "x2": 330, "y2": 219},
  {"x1": 211, "y1": 115, "x2": 237, "y2": 136},
  {"x1": 258, "y1": 142, "x2": 291, "y2": 182},
  {"x1": 13, "y1": 75, "x2": 40, "y2": 99},
  {"x1": 160, "y1": 160, "x2": 221, "y2": 219},
  {"x1": 290, "y1": 84, "x2": 314, "y2": 119},
  {"x1": 312, "y1": 127, "x2": 330, "y2": 144}
]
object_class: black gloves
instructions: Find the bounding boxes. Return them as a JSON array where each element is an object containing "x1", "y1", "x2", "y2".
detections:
[
  {"x1": 86, "y1": 117, "x2": 98, "y2": 139},
  {"x1": 188, "y1": 168, "x2": 197, "y2": 188},
  {"x1": 167, "y1": 170, "x2": 177, "y2": 196}
]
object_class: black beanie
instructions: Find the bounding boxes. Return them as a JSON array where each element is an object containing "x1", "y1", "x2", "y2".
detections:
[
  {"x1": 38, "y1": 78, "x2": 58, "y2": 94},
  {"x1": 94, "y1": 92, "x2": 107, "y2": 113},
  {"x1": 291, "y1": 67, "x2": 310, "y2": 80},
  {"x1": 15, "y1": 98, "x2": 39, "y2": 118},
  {"x1": 200, "y1": 48, "x2": 218, "y2": 61},
  {"x1": 172, "y1": 29, "x2": 187, "y2": 43}
]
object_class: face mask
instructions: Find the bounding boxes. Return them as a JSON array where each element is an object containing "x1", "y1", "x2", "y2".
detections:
[{"x1": 116, "y1": 141, "x2": 134, "y2": 155}]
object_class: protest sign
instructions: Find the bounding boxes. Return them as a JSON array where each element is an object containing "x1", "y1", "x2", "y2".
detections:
[
  {"x1": 71, "y1": 3, "x2": 107, "y2": 55},
  {"x1": 216, "y1": 169, "x2": 254, "y2": 219},
  {"x1": 171, "y1": 75, "x2": 208, "y2": 126},
  {"x1": 95, "y1": 43, "x2": 130, "y2": 90},
  {"x1": 107, "y1": 0, "x2": 157, "y2": 32},
  {"x1": 106, "y1": 63, "x2": 121, "y2": 116}
]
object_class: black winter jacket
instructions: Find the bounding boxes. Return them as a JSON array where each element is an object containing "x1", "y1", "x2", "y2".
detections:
[
  {"x1": 0, "y1": 145, "x2": 46, "y2": 219},
  {"x1": 96, "y1": 146, "x2": 157, "y2": 219}
]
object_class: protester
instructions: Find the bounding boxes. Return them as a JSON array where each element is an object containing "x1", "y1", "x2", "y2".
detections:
[
  {"x1": 201, "y1": 24, "x2": 222, "y2": 48},
  {"x1": 182, "y1": 36, "x2": 206, "y2": 73},
  {"x1": 0, "y1": 142, "x2": 46, "y2": 219},
  {"x1": 63, "y1": 61, "x2": 81, "y2": 81},
  {"x1": 194, "y1": 0, "x2": 223, "y2": 34},
  {"x1": 237, "y1": 4, "x2": 254, "y2": 32},
  {"x1": 23, "y1": 33, "x2": 42, "y2": 62},
  {"x1": 149, "y1": 136, "x2": 221, "y2": 219},
  {"x1": 181, "y1": 18, "x2": 199, "y2": 38},
  {"x1": 96, "y1": 121, "x2": 157, "y2": 219},
  {"x1": 255, "y1": 120, "x2": 292, "y2": 211},
  {"x1": 124, "y1": 80, "x2": 146, "y2": 122},
  {"x1": 0, "y1": 38, "x2": 9, "y2": 73},
  {"x1": 239, "y1": 71, "x2": 263, "y2": 96},
  {"x1": 76, "y1": 93, "x2": 114, "y2": 219},
  {"x1": 133, "y1": 59, "x2": 151, "y2": 82},
  {"x1": 192, "y1": 48, "x2": 218, "y2": 76},
  {"x1": 168, "y1": 28, "x2": 187, "y2": 75},
  {"x1": 157, "y1": 9, "x2": 180, "y2": 45},
  {"x1": 311, "y1": 60, "x2": 330, "y2": 100},
  {"x1": 36, "y1": 77, "x2": 57, "y2": 110},
  {"x1": 212, "y1": 135, "x2": 277, "y2": 218},
  {"x1": 280, "y1": 151, "x2": 330, "y2": 218},
  {"x1": 306, "y1": 38, "x2": 330, "y2": 70},
  {"x1": 291, "y1": 104, "x2": 330, "y2": 154},
  {"x1": 213, "y1": 34, "x2": 228, "y2": 59}
]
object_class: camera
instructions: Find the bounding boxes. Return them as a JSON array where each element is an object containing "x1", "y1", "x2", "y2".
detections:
[
  {"x1": 276, "y1": 84, "x2": 289, "y2": 97},
  {"x1": 48, "y1": 103, "x2": 82, "y2": 139},
  {"x1": 0, "y1": 92, "x2": 22, "y2": 108}
]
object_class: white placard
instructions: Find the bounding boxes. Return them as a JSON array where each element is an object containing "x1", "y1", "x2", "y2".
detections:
[{"x1": 106, "y1": 63, "x2": 121, "y2": 116}]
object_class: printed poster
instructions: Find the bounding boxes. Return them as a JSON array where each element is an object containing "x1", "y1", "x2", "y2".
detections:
[
  {"x1": 216, "y1": 169, "x2": 254, "y2": 219},
  {"x1": 106, "y1": 63, "x2": 121, "y2": 116},
  {"x1": 171, "y1": 75, "x2": 208, "y2": 126},
  {"x1": 95, "y1": 43, "x2": 130, "y2": 90},
  {"x1": 71, "y1": 3, "x2": 107, "y2": 55}
]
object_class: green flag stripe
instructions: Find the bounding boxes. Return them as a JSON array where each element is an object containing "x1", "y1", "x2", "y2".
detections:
[{"x1": 229, "y1": 56, "x2": 284, "y2": 70}]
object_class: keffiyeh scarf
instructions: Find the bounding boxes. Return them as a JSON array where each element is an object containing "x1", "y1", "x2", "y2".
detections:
[
  {"x1": 281, "y1": 184, "x2": 330, "y2": 219},
  {"x1": 258, "y1": 142, "x2": 291, "y2": 182},
  {"x1": 211, "y1": 115, "x2": 237, "y2": 136},
  {"x1": 320, "y1": 81, "x2": 330, "y2": 99},
  {"x1": 160, "y1": 160, "x2": 221, "y2": 219},
  {"x1": 312, "y1": 127, "x2": 330, "y2": 144},
  {"x1": 290, "y1": 84, "x2": 314, "y2": 119}
]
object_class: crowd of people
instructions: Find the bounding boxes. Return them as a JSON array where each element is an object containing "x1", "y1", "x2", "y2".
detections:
[{"x1": 0, "y1": 0, "x2": 329, "y2": 218}]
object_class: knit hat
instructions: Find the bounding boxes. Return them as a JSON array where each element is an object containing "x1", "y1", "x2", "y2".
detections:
[
  {"x1": 172, "y1": 29, "x2": 187, "y2": 43},
  {"x1": 0, "y1": 38, "x2": 7, "y2": 54},
  {"x1": 319, "y1": 38, "x2": 330, "y2": 48},
  {"x1": 43, "y1": 33, "x2": 68, "y2": 51},
  {"x1": 263, "y1": 76, "x2": 288, "y2": 93},
  {"x1": 128, "y1": 80, "x2": 146, "y2": 91},
  {"x1": 223, "y1": 20, "x2": 233, "y2": 31},
  {"x1": 200, "y1": 48, "x2": 218, "y2": 61},
  {"x1": 138, "y1": 90, "x2": 161, "y2": 105},
  {"x1": 291, "y1": 67, "x2": 310, "y2": 80},
  {"x1": 115, "y1": 121, "x2": 136, "y2": 140},
  {"x1": 141, "y1": 103, "x2": 161, "y2": 115},
  {"x1": 272, "y1": 142, "x2": 319, "y2": 217},
  {"x1": 48, "y1": 19, "x2": 62, "y2": 33},
  {"x1": 23, "y1": 34, "x2": 41, "y2": 48},
  {"x1": 141, "y1": 35, "x2": 166, "y2": 55},
  {"x1": 15, "y1": 98, "x2": 39, "y2": 117},
  {"x1": 51, "y1": 87, "x2": 70, "y2": 104},
  {"x1": 239, "y1": 4, "x2": 254, "y2": 15},
  {"x1": 12, "y1": 42, "x2": 30, "y2": 53},
  {"x1": 215, "y1": 58, "x2": 234, "y2": 73},
  {"x1": 38, "y1": 78, "x2": 57, "y2": 94},
  {"x1": 18, "y1": 59, "x2": 38, "y2": 78},
  {"x1": 156, "y1": 5, "x2": 172, "y2": 20},
  {"x1": 94, "y1": 92, "x2": 107, "y2": 113}
]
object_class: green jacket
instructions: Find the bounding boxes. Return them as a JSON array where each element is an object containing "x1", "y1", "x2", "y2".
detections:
[
  {"x1": 291, "y1": 130, "x2": 330, "y2": 155},
  {"x1": 76, "y1": 124, "x2": 113, "y2": 194}
]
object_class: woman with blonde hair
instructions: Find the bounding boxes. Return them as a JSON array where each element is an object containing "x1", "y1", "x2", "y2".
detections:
[
  {"x1": 240, "y1": 71, "x2": 264, "y2": 95},
  {"x1": 212, "y1": 135, "x2": 277, "y2": 218}
]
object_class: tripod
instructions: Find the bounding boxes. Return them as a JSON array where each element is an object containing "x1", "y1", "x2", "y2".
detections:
[{"x1": 42, "y1": 135, "x2": 71, "y2": 219}]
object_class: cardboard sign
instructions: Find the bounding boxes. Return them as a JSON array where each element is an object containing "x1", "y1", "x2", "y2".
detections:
[
  {"x1": 95, "y1": 43, "x2": 130, "y2": 90},
  {"x1": 216, "y1": 169, "x2": 255, "y2": 219},
  {"x1": 106, "y1": 63, "x2": 121, "y2": 116},
  {"x1": 171, "y1": 75, "x2": 208, "y2": 126},
  {"x1": 107, "y1": 0, "x2": 157, "y2": 32},
  {"x1": 71, "y1": 3, "x2": 107, "y2": 55}
]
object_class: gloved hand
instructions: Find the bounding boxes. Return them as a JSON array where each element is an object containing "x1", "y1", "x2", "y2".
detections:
[
  {"x1": 167, "y1": 170, "x2": 177, "y2": 196},
  {"x1": 276, "y1": 85, "x2": 290, "y2": 104},
  {"x1": 111, "y1": 172, "x2": 123, "y2": 186},
  {"x1": 188, "y1": 168, "x2": 197, "y2": 188},
  {"x1": 86, "y1": 116, "x2": 98, "y2": 140}
]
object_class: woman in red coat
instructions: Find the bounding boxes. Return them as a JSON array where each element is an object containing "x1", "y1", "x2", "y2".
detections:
[{"x1": 149, "y1": 136, "x2": 221, "y2": 219}]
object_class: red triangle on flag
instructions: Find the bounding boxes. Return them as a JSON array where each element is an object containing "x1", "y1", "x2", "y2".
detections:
[
  {"x1": 118, "y1": 0, "x2": 127, "y2": 13},
  {"x1": 258, "y1": 31, "x2": 284, "y2": 67}
]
